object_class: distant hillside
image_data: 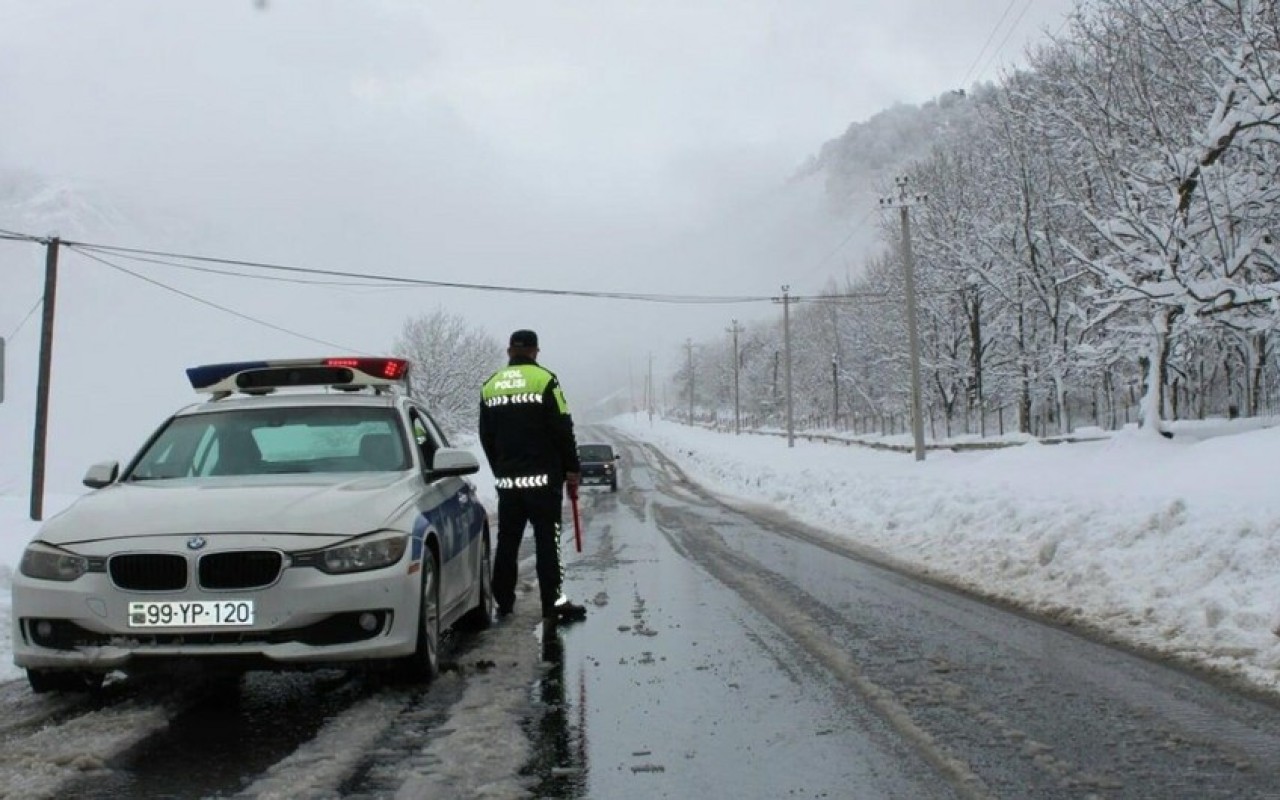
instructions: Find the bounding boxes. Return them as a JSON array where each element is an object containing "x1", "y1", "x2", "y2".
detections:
[
  {"x1": 0, "y1": 168, "x2": 206, "y2": 248},
  {"x1": 798, "y1": 87, "x2": 985, "y2": 217},
  {"x1": 0, "y1": 169, "x2": 134, "y2": 240}
]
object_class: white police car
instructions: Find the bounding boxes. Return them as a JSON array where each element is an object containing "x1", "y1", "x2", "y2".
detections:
[{"x1": 11, "y1": 357, "x2": 493, "y2": 693}]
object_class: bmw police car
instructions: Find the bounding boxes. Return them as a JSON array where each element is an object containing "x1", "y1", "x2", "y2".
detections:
[{"x1": 11, "y1": 357, "x2": 493, "y2": 693}]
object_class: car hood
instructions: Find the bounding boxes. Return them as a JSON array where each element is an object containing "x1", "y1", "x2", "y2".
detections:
[{"x1": 36, "y1": 474, "x2": 418, "y2": 546}]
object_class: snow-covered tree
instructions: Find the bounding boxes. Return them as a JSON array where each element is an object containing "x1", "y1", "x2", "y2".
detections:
[
  {"x1": 393, "y1": 309, "x2": 503, "y2": 439},
  {"x1": 671, "y1": 0, "x2": 1280, "y2": 439},
  {"x1": 1036, "y1": 0, "x2": 1280, "y2": 432}
]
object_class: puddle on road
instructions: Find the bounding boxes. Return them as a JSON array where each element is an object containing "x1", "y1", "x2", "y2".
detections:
[{"x1": 523, "y1": 628, "x2": 589, "y2": 799}]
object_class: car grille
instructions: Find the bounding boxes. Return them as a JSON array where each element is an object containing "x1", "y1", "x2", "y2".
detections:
[
  {"x1": 199, "y1": 551, "x2": 284, "y2": 590},
  {"x1": 110, "y1": 554, "x2": 188, "y2": 591}
]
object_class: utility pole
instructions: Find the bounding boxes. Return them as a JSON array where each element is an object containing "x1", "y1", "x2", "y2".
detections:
[
  {"x1": 31, "y1": 237, "x2": 60, "y2": 520},
  {"x1": 628, "y1": 360, "x2": 636, "y2": 414},
  {"x1": 828, "y1": 299, "x2": 842, "y2": 430},
  {"x1": 772, "y1": 350, "x2": 779, "y2": 409},
  {"x1": 727, "y1": 319, "x2": 743, "y2": 435},
  {"x1": 686, "y1": 337, "x2": 696, "y2": 424},
  {"x1": 779, "y1": 285, "x2": 794, "y2": 448},
  {"x1": 647, "y1": 352, "x2": 654, "y2": 425},
  {"x1": 832, "y1": 353, "x2": 839, "y2": 429},
  {"x1": 879, "y1": 177, "x2": 927, "y2": 462}
]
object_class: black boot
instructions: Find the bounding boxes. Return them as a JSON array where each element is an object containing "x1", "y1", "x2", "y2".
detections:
[{"x1": 543, "y1": 598, "x2": 587, "y2": 624}]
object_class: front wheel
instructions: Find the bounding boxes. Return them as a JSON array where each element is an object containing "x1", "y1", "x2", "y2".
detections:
[
  {"x1": 457, "y1": 529, "x2": 494, "y2": 632},
  {"x1": 396, "y1": 547, "x2": 440, "y2": 682}
]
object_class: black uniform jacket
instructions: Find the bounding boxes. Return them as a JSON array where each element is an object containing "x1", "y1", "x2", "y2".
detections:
[{"x1": 479, "y1": 356, "x2": 580, "y2": 490}]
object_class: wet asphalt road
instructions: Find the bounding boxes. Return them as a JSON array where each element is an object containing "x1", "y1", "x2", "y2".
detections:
[{"x1": 533, "y1": 428, "x2": 1280, "y2": 799}]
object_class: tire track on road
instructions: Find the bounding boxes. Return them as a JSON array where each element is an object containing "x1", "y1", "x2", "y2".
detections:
[{"x1": 647, "y1": 498, "x2": 992, "y2": 800}]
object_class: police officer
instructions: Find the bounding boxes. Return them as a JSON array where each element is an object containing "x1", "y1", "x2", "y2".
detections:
[{"x1": 479, "y1": 329, "x2": 587, "y2": 624}]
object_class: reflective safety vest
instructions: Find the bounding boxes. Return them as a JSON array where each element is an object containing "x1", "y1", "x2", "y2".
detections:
[{"x1": 479, "y1": 358, "x2": 579, "y2": 489}]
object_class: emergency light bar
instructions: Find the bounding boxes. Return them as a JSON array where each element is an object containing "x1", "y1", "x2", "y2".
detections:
[{"x1": 187, "y1": 357, "x2": 411, "y2": 396}]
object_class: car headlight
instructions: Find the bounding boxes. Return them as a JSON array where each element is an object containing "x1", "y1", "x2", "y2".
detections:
[
  {"x1": 316, "y1": 533, "x2": 408, "y2": 575},
  {"x1": 20, "y1": 544, "x2": 89, "y2": 582}
]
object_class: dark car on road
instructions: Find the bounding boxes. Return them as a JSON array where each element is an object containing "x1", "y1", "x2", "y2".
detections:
[{"x1": 577, "y1": 443, "x2": 619, "y2": 492}]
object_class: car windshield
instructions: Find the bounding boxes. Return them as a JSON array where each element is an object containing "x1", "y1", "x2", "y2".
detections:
[
  {"x1": 127, "y1": 406, "x2": 409, "y2": 479},
  {"x1": 578, "y1": 445, "x2": 614, "y2": 462}
]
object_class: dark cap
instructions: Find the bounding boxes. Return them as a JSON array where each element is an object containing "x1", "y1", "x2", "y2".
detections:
[{"x1": 509, "y1": 329, "x2": 539, "y2": 348}]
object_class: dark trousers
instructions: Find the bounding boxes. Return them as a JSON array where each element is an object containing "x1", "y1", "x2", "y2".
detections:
[{"x1": 492, "y1": 487, "x2": 564, "y2": 615}]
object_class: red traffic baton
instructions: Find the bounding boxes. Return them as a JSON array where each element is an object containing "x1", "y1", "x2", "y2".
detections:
[{"x1": 570, "y1": 491, "x2": 583, "y2": 553}]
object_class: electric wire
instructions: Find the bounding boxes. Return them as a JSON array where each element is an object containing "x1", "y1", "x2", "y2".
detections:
[
  {"x1": 959, "y1": 0, "x2": 1019, "y2": 89},
  {"x1": 68, "y1": 246, "x2": 410, "y2": 290},
  {"x1": 2, "y1": 229, "x2": 49, "y2": 340},
  {"x1": 5, "y1": 297, "x2": 43, "y2": 341},
  {"x1": 0, "y1": 226, "x2": 49, "y2": 243},
  {"x1": 4, "y1": 228, "x2": 909, "y2": 307},
  {"x1": 66, "y1": 240, "x2": 769, "y2": 305},
  {"x1": 791, "y1": 285, "x2": 963, "y2": 306},
  {"x1": 792, "y1": 206, "x2": 878, "y2": 291},
  {"x1": 1049, "y1": 6, "x2": 1075, "y2": 40},
  {"x1": 0, "y1": 231, "x2": 43, "y2": 244},
  {"x1": 71, "y1": 248, "x2": 372, "y2": 354},
  {"x1": 974, "y1": 0, "x2": 1035, "y2": 82},
  {"x1": 67, "y1": 238, "x2": 887, "y2": 303}
]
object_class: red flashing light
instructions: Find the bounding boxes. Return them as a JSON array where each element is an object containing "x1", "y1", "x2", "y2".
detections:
[{"x1": 324, "y1": 357, "x2": 409, "y2": 381}]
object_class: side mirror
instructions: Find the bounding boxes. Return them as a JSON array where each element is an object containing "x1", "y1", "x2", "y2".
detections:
[
  {"x1": 429, "y1": 448, "x2": 480, "y2": 478},
  {"x1": 83, "y1": 461, "x2": 120, "y2": 489}
]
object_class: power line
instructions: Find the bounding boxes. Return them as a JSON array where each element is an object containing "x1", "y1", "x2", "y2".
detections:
[
  {"x1": 71, "y1": 248, "x2": 372, "y2": 354},
  {"x1": 787, "y1": 288, "x2": 965, "y2": 313},
  {"x1": 8, "y1": 227, "x2": 897, "y2": 306},
  {"x1": 5, "y1": 297, "x2": 43, "y2": 341},
  {"x1": 1053, "y1": 10, "x2": 1073, "y2": 39},
  {"x1": 1, "y1": 230, "x2": 51, "y2": 348},
  {"x1": 974, "y1": 0, "x2": 1035, "y2": 82},
  {"x1": 959, "y1": 0, "x2": 1019, "y2": 89},
  {"x1": 0, "y1": 231, "x2": 44, "y2": 244},
  {"x1": 792, "y1": 206, "x2": 877, "y2": 290},
  {"x1": 69, "y1": 246, "x2": 408, "y2": 290},
  {"x1": 66, "y1": 239, "x2": 770, "y2": 305}
]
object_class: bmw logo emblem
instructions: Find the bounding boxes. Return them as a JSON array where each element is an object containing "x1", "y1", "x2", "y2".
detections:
[{"x1": 186, "y1": 536, "x2": 207, "y2": 551}]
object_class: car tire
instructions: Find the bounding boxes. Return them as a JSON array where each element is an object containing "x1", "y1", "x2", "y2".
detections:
[
  {"x1": 397, "y1": 546, "x2": 440, "y2": 683},
  {"x1": 456, "y1": 529, "x2": 494, "y2": 632},
  {"x1": 27, "y1": 669, "x2": 104, "y2": 694},
  {"x1": 610, "y1": 480, "x2": 618, "y2": 493}
]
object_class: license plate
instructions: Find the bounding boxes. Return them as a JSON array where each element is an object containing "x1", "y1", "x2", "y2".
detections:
[{"x1": 128, "y1": 600, "x2": 255, "y2": 628}]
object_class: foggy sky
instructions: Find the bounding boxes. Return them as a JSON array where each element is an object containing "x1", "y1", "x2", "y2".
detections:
[{"x1": 0, "y1": 0, "x2": 1076, "y2": 491}]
